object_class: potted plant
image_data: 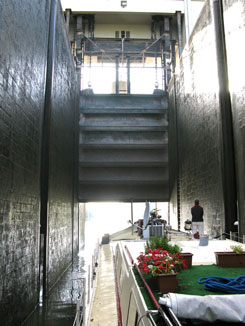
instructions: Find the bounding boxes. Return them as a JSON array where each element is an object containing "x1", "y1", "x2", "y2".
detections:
[
  {"x1": 179, "y1": 252, "x2": 193, "y2": 269},
  {"x1": 137, "y1": 249, "x2": 187, "y2": 293},
  {"x1": 215, "y1": 245, "x2": 245, "y2": 267},
  {"x1": 145, "y1": 235, "x2": 181, "y2": 254},
  {"x1": 145, "y1": 235, "x2": 193, "y2": 268}
]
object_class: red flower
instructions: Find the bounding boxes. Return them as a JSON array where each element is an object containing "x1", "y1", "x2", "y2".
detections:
[
  {"x1": 143, "y1": 266, "x2": 149, "y2": 273},
  {"x1": 137, "y1": 249, "x2": 186, "y2": 276}
]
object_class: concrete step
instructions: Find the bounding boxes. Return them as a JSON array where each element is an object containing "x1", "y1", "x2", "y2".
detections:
[
  {"x1": 79, "y1": 161, "x2": 168, "y2": 167},
  {"x1": 80, "y1": 125, "x2": 167, "y2": 132},
  {"x1": 80, "y1": 131, "x2": 168, "y2": 145},
  {"x1": 78, "y1": 183, "x2": 169, "y2": 202},
  {"x1": 79, "y1": 146, "x2": 168, "y2": 162},
  {"x1": 80, "y1": 93, "x2": 168, "y2": 110},
  {"x1": 79, "y1": 166, "x2": 168, "y2": 181},
  {"x1": 80, "y1": 108, "x2": 166, "y2": 114},
  {"x1": 79, "y1": 179, "x2": 168, "y2": 185},
  {"x1": 79, "y1": 143, "x2": 167, "y2": 149},
  {"x1": 79, "y1": 114, "x2": 167, "y2": 127}
]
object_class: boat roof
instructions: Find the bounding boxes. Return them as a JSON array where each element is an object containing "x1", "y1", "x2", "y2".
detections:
[{"x1": 116, "y1": 238, "x2": 245, "y2": 265}]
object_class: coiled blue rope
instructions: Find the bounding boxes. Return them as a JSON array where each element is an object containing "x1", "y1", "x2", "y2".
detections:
[{"x1": 198, "y1": 276, "x2": 245, "y2": 294}]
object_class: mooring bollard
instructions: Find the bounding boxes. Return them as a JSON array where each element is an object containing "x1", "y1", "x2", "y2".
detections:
[{"x1": 230, "y1": 231, "x2": 233, "y2": 241}]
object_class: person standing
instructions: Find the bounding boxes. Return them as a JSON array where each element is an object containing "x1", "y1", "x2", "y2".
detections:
[{"x1": 191, "y1": 199, "x2": 204, "y2": 238}]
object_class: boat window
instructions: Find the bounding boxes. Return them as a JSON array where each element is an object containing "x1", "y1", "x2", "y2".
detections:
[
  {"x1": 116, "y1": 251, "x2": 121, "y2": 266},
  {"x1": 119, "y1": 255, "x2": 128, "y2": 289},
  {"x1": 135, "y1": 311, "x2": 139, "y2": 326},
  {"x1": 119, "y1": 264, "x2": 124, "y2": 290},
  {"x1": 118, "y1": 267, "x2": 122, "y2": 289},
  {"x1": 127, "y1": 293, "x2": 138, "y2": 326},
  {"x1": 116, "y1": 254, "x2": 122, "y2": 286}
]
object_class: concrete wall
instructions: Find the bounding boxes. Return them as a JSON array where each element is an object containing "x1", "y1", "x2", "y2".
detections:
[
  {"x1": 169, "y1": 0, "x2": 245, "y2": 238},
  {"x1": 223, "y1": 0, "x2": 245, "y2": 236},
  {"x1": 0, "y1": 1, "x2": 50, "y2": 324},
  {"x1": 169, "y1": 1, "x2": 225, "y2": 236},
  {"x1": 0, "y1": 0, "x2": 79, "y2": 325},
  {"x1": 46, "y1": 0, "x2": 80, "y2": 291}
]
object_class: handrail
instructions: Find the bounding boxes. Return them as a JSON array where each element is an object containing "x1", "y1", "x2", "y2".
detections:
[{"x1": 124, "y1": 245, "x2": 134, "y2": 265}]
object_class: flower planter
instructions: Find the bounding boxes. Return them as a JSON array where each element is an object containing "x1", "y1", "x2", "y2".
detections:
[
  {"x1": 215, "y1": 252, "x2": 245, "y2": 267},
  {"x1": 180, "y1": 253, "x2": 193, "y2": 269},
  {"x1": 157, "y1": 273, "x2": 177, "y2": 293}
]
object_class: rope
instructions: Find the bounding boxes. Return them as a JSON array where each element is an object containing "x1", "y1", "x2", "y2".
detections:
[
  {"x1": 213, "y1": 232, "x2": 245, "y2": 242},
  {"x1": 198, "y1": 276, "x2": 245, "y2": 294}
]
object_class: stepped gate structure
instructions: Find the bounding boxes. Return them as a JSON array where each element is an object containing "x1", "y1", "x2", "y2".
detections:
[{"x1": 79, "y1": 93, "x2": 169, "y2": 202}]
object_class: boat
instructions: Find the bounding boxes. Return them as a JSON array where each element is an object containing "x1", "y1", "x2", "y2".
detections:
[{"x1": 111, "y1": 232, "x2": 245, "y2": 326}]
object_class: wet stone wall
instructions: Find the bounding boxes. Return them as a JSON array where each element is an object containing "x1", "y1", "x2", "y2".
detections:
[
  {"x1": 223, "y1": 0, "x2": 245, "y2": 237},
  {"x1": 0, "y1": 0, "x2": 50, "y2": 324},
  {"x1": 47, "y1": 0, "x2": 79, "y2": 290},
  {"x1": 168, "y1": 79, "x2": 179, "y2": 231},
  {"x1": 169, "y1": 1, "x2": 226, "y2": 236},
  {"x1": 0, "y1": 0, "x2": 79, "y2": 325}
]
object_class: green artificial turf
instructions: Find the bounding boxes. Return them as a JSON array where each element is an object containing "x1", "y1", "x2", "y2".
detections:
[
  {"x1": 177, "y1": 264, "x2": 245, "y2": 296},
  {"x1": 133, "y1": 264, "x2": 245, "y2": 310}
]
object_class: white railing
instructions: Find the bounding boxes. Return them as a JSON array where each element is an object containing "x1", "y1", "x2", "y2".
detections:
[{"x1": 84, "y1": 239, "x2": 101, "y2": 326}]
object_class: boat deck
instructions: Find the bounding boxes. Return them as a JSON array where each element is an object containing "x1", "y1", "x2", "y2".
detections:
[
  {"x1": 88, "y1": 244, "x2": 118, "y2": 326},
  {"x1": 87, "y1": 236, "x2": 245, "y2": 326},
  {"x1": 122, "y1": 238, "x2": 245, "y2": 265}
]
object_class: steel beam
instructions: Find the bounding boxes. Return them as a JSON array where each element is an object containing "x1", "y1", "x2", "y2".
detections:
[
  {"x1": 40, "y1": 0, "x2": 57, "y2": 295},
  {"x1": 127, "y1": 56, "x2": 131, "y2": 94},
  {"x1": 176, "y1": 11, "x2": 183, "y2": 56}
]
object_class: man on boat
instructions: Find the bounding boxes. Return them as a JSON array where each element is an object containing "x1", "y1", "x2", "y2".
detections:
[{"x1": 191, "y1": 199, "x2": 204, "y2": 239}]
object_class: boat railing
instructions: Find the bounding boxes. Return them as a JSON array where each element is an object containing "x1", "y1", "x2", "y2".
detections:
[
  {"x1": 73, "y1": 278, "x2": 86, "y2": 326},
  {"x1": 136, "y1": 310, "x2": 158, "y2": 326},
  {"x1": 92, "y1": 240, "x2": 100, "y2": 286},
  {"x1": 125, "y1": 245, "x2": 182, "y2": 326},
  {"x1": 86, "y1": 240, "x2": 100, "y2": 321}
]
